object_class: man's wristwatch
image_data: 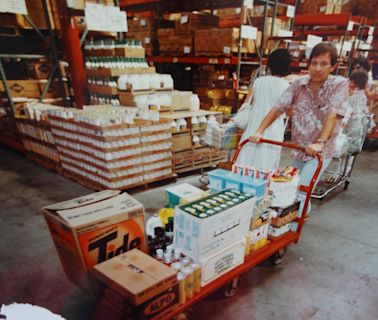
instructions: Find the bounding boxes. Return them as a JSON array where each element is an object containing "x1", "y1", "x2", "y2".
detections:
[{"x1": 315, "y1": 138, "x2": 326, "y2": 144}]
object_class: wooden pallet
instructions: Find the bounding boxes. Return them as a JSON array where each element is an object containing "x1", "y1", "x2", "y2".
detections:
[
  {"x1": 26, "y1": 152, "x2": 62, "y2": 175},
  {"x1": 62, "y1": 169, "x2": 177, "y2": 192}
]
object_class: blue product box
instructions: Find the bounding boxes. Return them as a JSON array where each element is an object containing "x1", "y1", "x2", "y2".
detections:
[
  {"x1": 241, "y1": 176, "x2": 268, "y2": 197},
  {"x1": 207, "y1": 169, "x2": 229, "y2": 192}
]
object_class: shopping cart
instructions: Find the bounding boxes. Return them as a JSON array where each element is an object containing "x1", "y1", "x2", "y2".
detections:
[
  {"x1": 312, "y1": 114, "x2": 372, "y2": 199},
  {"x1": 167, "y1": 138, "x2": 323, "y2": 319}
]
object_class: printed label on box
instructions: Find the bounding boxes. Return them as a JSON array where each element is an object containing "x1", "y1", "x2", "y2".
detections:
[{"x1": 78, "y1": 217, "x2": 147, "y2": 268}]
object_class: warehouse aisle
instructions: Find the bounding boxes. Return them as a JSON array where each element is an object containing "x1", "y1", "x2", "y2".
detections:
[{"x1": 0, "y1": 146, "x2": 377, "y2": 320}]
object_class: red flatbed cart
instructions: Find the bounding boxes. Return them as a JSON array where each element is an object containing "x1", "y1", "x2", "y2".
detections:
[
  {"x1": 168, "y1": 138, "x2": 323, "y2": 319},
  {"x1": 92, "y1": 139, "x2": 323, "y2": 320}
]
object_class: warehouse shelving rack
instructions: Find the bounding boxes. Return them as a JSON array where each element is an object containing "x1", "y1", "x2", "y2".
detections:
[
  {"x1": 0, "y1": 0, "x2": 69, "y2": 117},
  {"x1": 120, "y1": 0, "x2": 298, "y2": 112},
  {"x1": 293, "y1": 13, "x2": 376, "y2": 75}
]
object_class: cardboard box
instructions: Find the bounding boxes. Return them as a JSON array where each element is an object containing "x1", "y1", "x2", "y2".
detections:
[
  {"x1": 166, "y1": 183, "x2": 207, "y2": 208},
  {"x1": 172, "y1": 133, "x2": 192, "y2": 152},
  {"x1": 38, "y1": 80, "x2": 70, "y2": 99},
  {"x1": 171, "y1": 91, "x2": 192, "y2": 111},
  {"x1": 173, "y1": 189, "x2": 255, "y2": 261},
  {"x1": 0, "y1": 80, "x2": 41, "y2": 98},
  {"x1": 199, "y1": 238, "x2": 246, "y2": 286},
  {"x1": 94, "y1": 249, "x2": 179, "y2": 320},
  {"x1": 43, "y1": 190, "x2": 148, "y2": 292}
]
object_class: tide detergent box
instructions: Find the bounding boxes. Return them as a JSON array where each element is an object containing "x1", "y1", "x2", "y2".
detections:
[{"x1": 42, "y1": 190, "x2": 148, "y2": 293}]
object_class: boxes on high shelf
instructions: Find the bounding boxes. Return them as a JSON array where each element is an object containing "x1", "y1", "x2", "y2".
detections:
[
  {"x1": 127, "y1": 17, "x2": 156, "y2": 33},
  {"x1": 94, "y1": 249, "x2": 179, "y2": 320},
  {"x1": 26, "y1": 60, "x2": 68, "y2": 79},
  {"x1": 38, "y1": 80, "x2": 70, "y2": 99},
  {"x1": 0, "y1": 80, "x2": 41, "y2": 98},
  {"x1": 296, "y1": 0, "x2": 342, "y2": 14},
  {"x1": 195, "y1": 28, "x2": 261, "y2": 54},
  {"x1": 173, "y1": 189, "x2": 255, "y2": 261},
  {"x1": 175, "y1": 12, "x2": 219, "y2": 33},
  {"x1": 42, "y1": 190, "x2": 148, "y2": 292}
]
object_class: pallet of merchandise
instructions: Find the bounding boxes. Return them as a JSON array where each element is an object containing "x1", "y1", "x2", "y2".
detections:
[
  {"x1": 86, "y1": 66, "x2": 156, "y2": 77},
  {"x1": 26, "y1": 150, "x2": 62, "y2": 175}
]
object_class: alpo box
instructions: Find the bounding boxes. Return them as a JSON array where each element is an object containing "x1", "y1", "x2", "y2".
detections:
[
  {"x1": 174, "y1": 191, "x2": 255, "y2": 261},
  {"x1": 94, "y1": 249, "x2": 179, "y2": 320},
  {"x1": 43, "y1": 190, "x2": 148, "y2": 292}
]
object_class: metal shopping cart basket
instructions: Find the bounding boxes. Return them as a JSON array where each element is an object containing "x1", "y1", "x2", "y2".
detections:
[{"x1": 312, "y1": 114, "x2": 373, "y2": 199}]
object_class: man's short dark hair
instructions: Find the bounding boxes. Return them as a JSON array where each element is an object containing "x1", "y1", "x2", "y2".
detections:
[
  {"x1": 349, "y1": 70, "x2": 368, "y2": 90},
  {"x1": 351, "y1": 56, "x2": 371, "y2": 72},
  {"x1": 309, "y1": 42, "x2": 338, "y2": 66},
  {"x1": 267, "y1": 49, "x2": 291, "y2": 77}
]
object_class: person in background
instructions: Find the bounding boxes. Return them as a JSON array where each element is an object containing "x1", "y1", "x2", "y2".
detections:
[
  {"x1": 235, "y1": 48, "x2": 291, "y2": 170},
  {"x1": 250, "y1": 42, "x2": 349, "y2": 217},
  {"x1": 343, "y1": 70, "x2": 368, "y2": 127},
  {"x1": 350, "y1": 56, "x2": 377, "y2": 102}
]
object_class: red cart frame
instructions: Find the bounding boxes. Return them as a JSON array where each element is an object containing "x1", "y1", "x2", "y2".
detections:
[{"x1": 169, "y1": 138, "x2": 323, "y2": 318}]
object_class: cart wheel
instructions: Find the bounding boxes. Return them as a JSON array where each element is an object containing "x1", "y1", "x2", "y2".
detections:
[
  {"x1": 174, "y1": 308, "x2": 193, "y2": 320},
  {"x1": 223, "y1": 277, "x2": 241, "y2": 298},
  {"x1": 344, "y1": 181, "x2": 350, "y2": 190},
  {"x1": 268, "y1": 247, "x2": 287, "y2": 266}
]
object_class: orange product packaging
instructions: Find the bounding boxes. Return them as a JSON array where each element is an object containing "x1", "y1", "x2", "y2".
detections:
[{"x1": 42, "y1": 190, "x2": 148, "y2": 293}]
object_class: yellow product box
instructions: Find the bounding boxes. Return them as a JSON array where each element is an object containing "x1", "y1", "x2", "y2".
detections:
[{"x1": 43, "y1": 190, "x2": 148, "y2": 292}]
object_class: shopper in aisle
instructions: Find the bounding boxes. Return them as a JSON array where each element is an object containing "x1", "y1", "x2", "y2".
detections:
[
  {"x1": 343, "y1": 70, "x2": 369, "y2": 127},
  {"x1": 234, "y1": 48, "x2": 291, "y2": 170},
  {"x1": 351, "y1": 56, "x2": 378, "y2": 102},
  {"x1": 249, "y1": 42, "x2": 349, "y2": 216}
]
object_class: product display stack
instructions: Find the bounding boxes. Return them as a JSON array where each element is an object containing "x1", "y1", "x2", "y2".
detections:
[
  {"x1": 16, "y1": 103, "x2": 62, "y2": 173},
  {"x1": 47, "y1": 105, "x2": 174, "y2": 190}
]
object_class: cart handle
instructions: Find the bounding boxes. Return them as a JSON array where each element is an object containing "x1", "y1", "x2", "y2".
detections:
[{"x1": 231, "y1": 138, "x2": 323, "y2": 235}]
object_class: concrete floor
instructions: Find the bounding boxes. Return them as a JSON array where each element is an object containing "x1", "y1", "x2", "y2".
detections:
[{"x1": 0, "y1": 145, "x2": 377, "y2": 320}]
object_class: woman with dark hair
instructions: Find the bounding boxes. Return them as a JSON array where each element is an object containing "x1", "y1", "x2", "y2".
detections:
[{"x1": 235, "y1": 48, "x2": 291, "y2": 170}]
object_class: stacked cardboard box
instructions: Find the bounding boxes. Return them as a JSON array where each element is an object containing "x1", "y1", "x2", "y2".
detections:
[
  {"x1": 0, "y1": 79, "x2": 70, "y2": 109},
  {"x1": 195, "y1": 28, "x2": 261, "y2": 55},
  {"x1": 126, "y1": 17, "x2": 156, "y2": 56},
  {"x1": 174, "y1": 12, "x2": 219, "y2": 33},
  {"x1": 16, "y1": 103, "x2": 62, "y2": 172},
  {"x1": 296, "y1": 0, "x2": 343, "y2": 14},
  {"x1": 157, "y1": 13, "x2": 219, "y2": 56}
]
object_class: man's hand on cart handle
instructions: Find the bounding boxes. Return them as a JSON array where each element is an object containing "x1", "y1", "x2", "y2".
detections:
[
  {"x1": 249, "y1": 132, "x2": 263, "y2": 143},
  {"x1": 305, "y1": 141, "x2": 324, "y2": 157}
]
